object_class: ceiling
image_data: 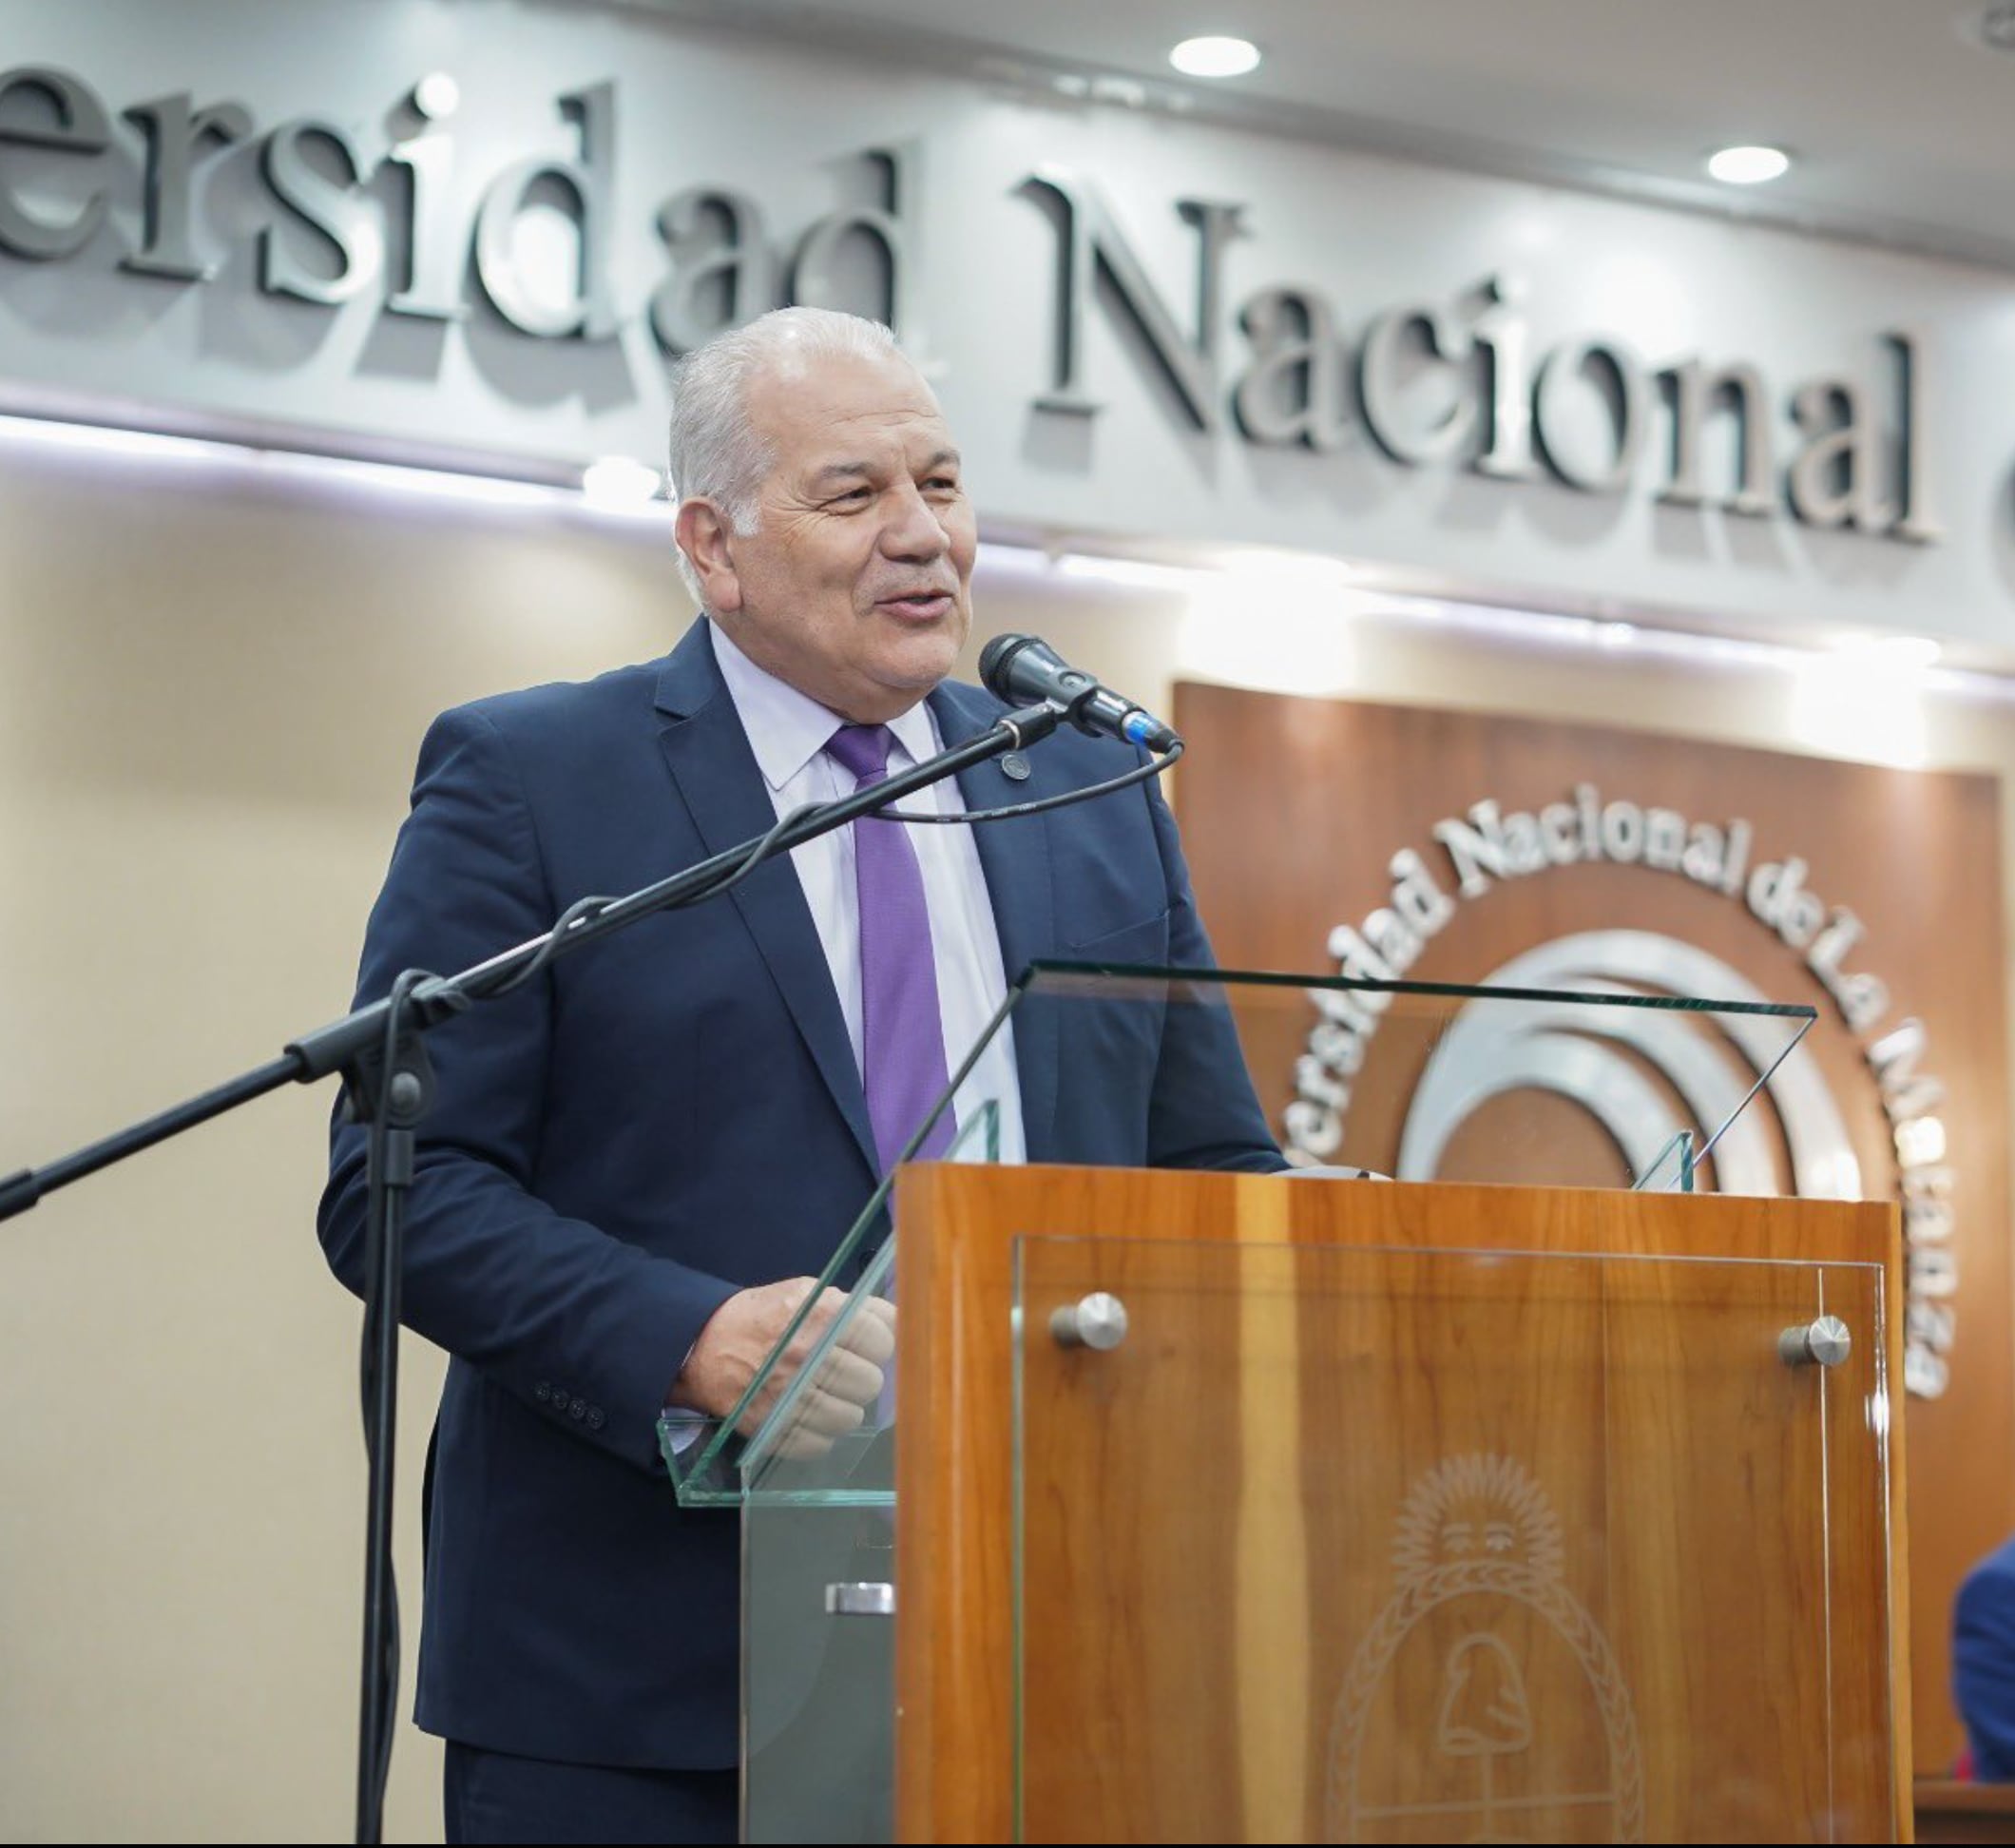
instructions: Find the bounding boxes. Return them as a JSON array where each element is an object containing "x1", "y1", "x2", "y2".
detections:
[{"x1": 615, "y1": 0, "x2": 2015, "y2": 272}]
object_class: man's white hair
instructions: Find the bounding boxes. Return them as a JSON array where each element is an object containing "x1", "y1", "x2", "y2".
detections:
[{"x1": 667, "y1": 306, "x2": 912, "y2": 606}]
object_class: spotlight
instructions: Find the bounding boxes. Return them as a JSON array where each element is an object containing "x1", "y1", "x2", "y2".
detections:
[
  {"x1": 1169, "y1": 36, "x2": 1261, "y2": 79},
  {"x1": 1706, "y1": 144, "x2": 1791, "y2": 185}
]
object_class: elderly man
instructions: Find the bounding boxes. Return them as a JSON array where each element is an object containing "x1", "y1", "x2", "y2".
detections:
[{"x1": 318, "y1": 307, "x2": 1281, "y2": 1844}]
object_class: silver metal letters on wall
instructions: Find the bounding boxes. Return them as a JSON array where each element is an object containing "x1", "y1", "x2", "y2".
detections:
[
  {"x1": 0, "y1": 0, "x2": 2009, "y2": 649},
  {"x1": 0, "y1": 58, "x2": 1949, "y2": 546}
]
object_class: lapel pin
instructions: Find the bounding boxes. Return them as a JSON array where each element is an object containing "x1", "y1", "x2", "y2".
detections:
[{"x1": 1000, "y1": 752, "x2": 1032, "y2": 782}]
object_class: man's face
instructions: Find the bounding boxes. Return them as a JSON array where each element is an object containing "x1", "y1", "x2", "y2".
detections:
[{"x1": 683, "y1": 349, "x2": 977, "y2": 723}]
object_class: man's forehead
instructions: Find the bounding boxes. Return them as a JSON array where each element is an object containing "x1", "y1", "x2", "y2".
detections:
[{"x1": 748, "y1": 353, "x2": 944, "y2": 435}]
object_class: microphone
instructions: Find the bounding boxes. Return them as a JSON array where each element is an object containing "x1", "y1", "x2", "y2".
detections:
[{"x1": 979, "y1": 634, "x2": 1181, "y2": 752}]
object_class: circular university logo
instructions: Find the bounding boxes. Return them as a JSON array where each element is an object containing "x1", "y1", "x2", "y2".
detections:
[{"x1": 1397, "y1": 931, "x2": 1861, "y2": 1198}]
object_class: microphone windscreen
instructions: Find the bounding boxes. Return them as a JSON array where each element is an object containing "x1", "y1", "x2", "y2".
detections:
[{"x1": 978, "y1": 632, "x2": 1035, "y2": 702}]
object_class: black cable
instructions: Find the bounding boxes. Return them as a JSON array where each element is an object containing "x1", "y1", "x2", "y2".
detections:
[
  {"x1": 863, "y1": 739, "x2": 1180, "y2": 825},
  {"x1": 482, "y1": 744, "x2": 1172, "y2": 1010},
  {"x1": 691, "y1": 799, "x2": 829, "y2": 897},
  {"x1": 482, "y1": 731, "x2": 1179, "y2": 1018},
  {"x1": 627, "y1": 743, "x2": 1178, "y2": 926},
  {"x1": 486, "y1": 799, "x2": 824, "y2": 1001},
  {"x1": 486, "y1": 892, "x2": 614, "y2": 999}
]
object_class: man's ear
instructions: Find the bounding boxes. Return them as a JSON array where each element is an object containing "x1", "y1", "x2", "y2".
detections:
[{"x1": 676, "y1": 499, "x2": 742, "y2": 613}]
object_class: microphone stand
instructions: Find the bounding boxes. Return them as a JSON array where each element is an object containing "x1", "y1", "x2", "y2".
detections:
[{"x1": 0, "y1": 698, "x2": 1065, "y2": 1844}]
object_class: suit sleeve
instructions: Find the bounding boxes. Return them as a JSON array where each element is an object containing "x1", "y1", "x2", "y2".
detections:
[
  {"x1": 317, "y1": 705, "x2": 739, "y2": 1473},
  {"x1": 1955, "y1": 1561, "x2": 2015, "y2": 1779},
  {"x1": 1141, "y1": 774, "x2": 1289, "y2": 1173}
]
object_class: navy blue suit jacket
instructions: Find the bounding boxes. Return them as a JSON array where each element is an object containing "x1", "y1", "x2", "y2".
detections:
[
  {"x1": 317, "y1": 620, "x2": 1281, "y2": 1769},
  {"x1": 1956, "y1": 1534, "x2": 2015, "y2": 1780}
]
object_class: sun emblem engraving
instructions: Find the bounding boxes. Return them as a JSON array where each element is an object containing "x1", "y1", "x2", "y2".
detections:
[{"x1": 1326, "y1": 1455, "x2": 1643, "y2": 1844}]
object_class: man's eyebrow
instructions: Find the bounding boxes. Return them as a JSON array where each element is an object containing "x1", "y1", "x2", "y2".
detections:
[{"x1": 809, "y1": 448, "x2": 962, "y2": 489}]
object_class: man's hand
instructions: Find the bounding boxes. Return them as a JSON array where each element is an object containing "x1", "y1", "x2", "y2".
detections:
[{"x1": 670, "y1": 1277, "x2": 895, "y2": 1456}]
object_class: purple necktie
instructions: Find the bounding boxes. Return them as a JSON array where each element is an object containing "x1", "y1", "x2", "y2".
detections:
[{"x1": 826, "y1": 723, "x2": 958, "y2": 1173}]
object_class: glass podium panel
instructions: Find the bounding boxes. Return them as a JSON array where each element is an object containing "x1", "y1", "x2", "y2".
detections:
[
  {"x1": 1013, "y1": 1237, "x2": 1893, "y2": 1844},
  {"x1": 663, "y1": 966, "x2": 1824, "y2": 1501}
]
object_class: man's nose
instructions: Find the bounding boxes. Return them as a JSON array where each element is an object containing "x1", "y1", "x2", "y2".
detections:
[{"x1": 878, "y1": 482, "x2": 948, "y2": 560}]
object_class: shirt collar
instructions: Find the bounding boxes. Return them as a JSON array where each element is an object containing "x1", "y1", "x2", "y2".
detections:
[{"x1": 707, "y1": 618, "x2": 940, "y2": 788}]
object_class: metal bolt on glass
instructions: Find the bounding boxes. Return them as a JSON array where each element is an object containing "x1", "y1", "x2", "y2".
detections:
[
  {"x1": 1050, "y1": 1291, "x2": 1129, "y2": 1350},
  {"x1": 1778, "y1": 1315, "x2": 1852, "y2": 1368}
]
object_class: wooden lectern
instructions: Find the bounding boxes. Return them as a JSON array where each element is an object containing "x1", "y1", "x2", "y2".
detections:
[{"x1": 669, "y1": 968, "x2": 1910, "y2": 1844}]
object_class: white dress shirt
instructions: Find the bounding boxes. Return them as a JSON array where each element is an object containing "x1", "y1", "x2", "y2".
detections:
[{"x1": 707, "y1": 620, "x2": 1027, "y2": 1165}]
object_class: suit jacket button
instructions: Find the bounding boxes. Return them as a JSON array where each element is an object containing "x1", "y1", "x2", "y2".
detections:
[
  {"x1": 586, "y1": 1407, "x2": 605, "y2": 1431},
  {"x1": 568, "y1": 1396, "x2": 587, "y2": 1420},
  {"x1": 533, "y1": 1382, "x2": 551, "y2": 1403}
]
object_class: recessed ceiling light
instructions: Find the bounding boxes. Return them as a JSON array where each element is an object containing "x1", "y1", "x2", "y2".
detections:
[
  {"x1": 1706, "y1": 144, "x2": 1791, "y2": 185},
  {"x1": 412, "y1": 72, "x2": 460, "y2": 119},
  {"x1": 1169, "y1": 35, "x2": 1261, "y2": 79}
]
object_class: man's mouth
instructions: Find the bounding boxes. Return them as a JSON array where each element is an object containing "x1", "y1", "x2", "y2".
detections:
[{"x1": 878, "y1": 590, "x2": 955, "y2": 621}]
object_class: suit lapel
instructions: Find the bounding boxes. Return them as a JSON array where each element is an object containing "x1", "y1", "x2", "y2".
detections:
[
  {"x1": 654, "y1": 625, "x2": 880, "y2": 1180},
  {"x1": 930, "y1": 682, "x2": 1062, "y2": 1162}
]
